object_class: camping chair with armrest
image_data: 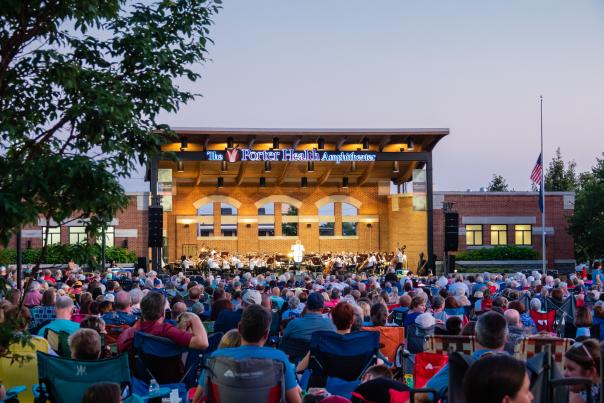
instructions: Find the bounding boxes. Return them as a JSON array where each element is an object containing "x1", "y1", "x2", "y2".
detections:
[
  {"x1": 132, "y1": 330, "x2": 202, "y2": 401},
  {"x1": 391, "y1": 307, "x2": 409, "y2": 326},
  {"x1": 278, "y1": 335, "x2": 310, "y2": 365},
  {"x1": 303, "y1": 330, "x2": 380, "y2": 398},
  {"x1": 514, "y1": 336, "x2": 573, "y2": 373},
  {"x1": 45, "y1": 329, "x2": 71, "y2": 358},
  {"x1": 423, "y1": 335, "x2": 476, "y2": 356},
  {"x1": 35, "y1": 351, "x2": 134, "y2": 403},
  {"x1": 0, "y1": 337, "x2": 50, "y2": 403},
  {"x1": 181, "y1": 331, "x2": 223, "y2": 388},
  {"x1": 203, "y1": 356, "x2": 285, "y2": 403},
  {"x1": 361, "y1": 325, "x2": 405, "y2": 364}
]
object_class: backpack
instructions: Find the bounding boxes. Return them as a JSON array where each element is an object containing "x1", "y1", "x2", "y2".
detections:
[{"x1": 204, "y1": 356, "x2": 286, "y2": 403}]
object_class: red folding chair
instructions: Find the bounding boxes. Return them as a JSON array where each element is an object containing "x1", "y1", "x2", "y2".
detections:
[{"x1": 414, "y1": 352, "x2": 448, "y2": 388}]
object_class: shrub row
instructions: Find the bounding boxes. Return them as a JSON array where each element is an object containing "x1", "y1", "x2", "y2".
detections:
[
  {"x1": 0, "y1": 244, "x2": 136, "y2": 266},
  {"x1": 455, "y1": 246, "x2": 539, "y2": 261}
]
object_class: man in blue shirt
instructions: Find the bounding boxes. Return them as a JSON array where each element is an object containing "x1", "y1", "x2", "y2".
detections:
[
  {"x1": 102, "y1": 291, "x2": 138, "y2": 326},
  {"x1": 193, "y1": 304, "x2": 301, "y2": 403},
  {"x1": 214, "y1": 289, "x2": 261, "y2": 333},
  {"x1": 425, "y1": 311, "x2": 509, "y2": 399},
  {"x1": 38, "y1": 296, "x2": 80, "y2": 337},
  {"x1": 283, "y1": 292, "x2": 335, "y2": 342}
]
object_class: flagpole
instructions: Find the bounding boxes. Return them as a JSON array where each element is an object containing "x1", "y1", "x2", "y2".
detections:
[{"x1": 540, "y1": 95, "x2": 546, "y2": 276}]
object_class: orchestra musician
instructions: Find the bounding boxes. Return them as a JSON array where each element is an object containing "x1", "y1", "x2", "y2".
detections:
[
  {"x1": 291, "y1": 240, "x2": 305, "y2": 270},
  {"x1": 207, "y1": 253, "x2": 220, "y2": 270}
]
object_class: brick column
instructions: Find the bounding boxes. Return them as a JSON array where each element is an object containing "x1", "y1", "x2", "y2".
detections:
[
  {"x1": 274, "y1": 202, "x2": 283, "y2": 236},
  {"x1": 334, "y1": 202, "x2": 342, "y2": 236},
  {"x1": 213, "y1": 202, "x2": 221, "y2": 237}
]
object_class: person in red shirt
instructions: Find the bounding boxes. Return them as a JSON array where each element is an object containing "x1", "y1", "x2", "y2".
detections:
[{"x1": 43, "y1": 269, "x2": 56, "y2": 285}]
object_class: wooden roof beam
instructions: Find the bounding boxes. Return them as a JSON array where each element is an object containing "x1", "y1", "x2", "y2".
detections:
[
  {"x1": 357, "y1": 162, "x2": 375, "y2": 186},
  {"x1": 378, "y1": 135, "x2": 391, "y2": 151},
  {"x1": 335, "y1": 136, "x2": 348, "y2": 151},
  {"x1": 195, "y1": 161, "x2": 203, "y2": 186},
  {"x1": 276, "y1": 162, "x2": 290, "y2": 185},
  {"x1": 318, "y1": 166, "x2": 333, "y2": 186},
  {"x1": 235, "y1": 162, "x2": 248, "y2": 185},
  {"x1": 395, "y1": 162, "x2": 416, "y2": 184}
]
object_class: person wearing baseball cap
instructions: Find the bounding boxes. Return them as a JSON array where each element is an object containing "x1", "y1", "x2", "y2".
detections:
[
  {"x1": 214, "y1": 289, "x2": 262, "y2": 334},
  {"x1": 282, "y1": 292, "x2": 335, "y2": 342}
]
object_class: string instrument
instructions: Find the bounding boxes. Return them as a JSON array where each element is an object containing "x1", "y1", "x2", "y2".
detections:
[{"x1": 323, "y1": 258, "x2": 335, "y2": 276}]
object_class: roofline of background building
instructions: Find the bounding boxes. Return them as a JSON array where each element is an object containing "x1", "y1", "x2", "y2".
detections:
[
  {"x1": 435, "y1": 191, "x2": 575, "y2": 196},
  {"x1": 168, "y1": 127, "x2": 450, "y2": 135}
]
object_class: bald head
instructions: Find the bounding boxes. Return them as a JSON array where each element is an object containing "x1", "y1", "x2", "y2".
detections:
[
  {"x1": 115, "y1": 291, "x2": 132, "y2": 311},
  {"x1": 504, "y1": 309, "x2": 521, "y2": 327}
]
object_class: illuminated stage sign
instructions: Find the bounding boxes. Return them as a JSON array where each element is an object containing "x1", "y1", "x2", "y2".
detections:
[{"x1": 206, "y1": 149, "x2": 377, "y2": 164}]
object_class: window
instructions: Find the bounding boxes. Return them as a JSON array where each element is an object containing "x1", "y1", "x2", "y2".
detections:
[
  {"x1": 490, "y1": 225, "x2": 508, "y2": 245},
  {"x1": 342, "y1": 222, "x2": 357, "y2": 236},
  {"x1": 282, "y1": 223, "x2": 298, "y2": 236},
  {"x1": 43, "y1": 227, "x2": 61, "y2": 246},
  {"x1": 515, "y1": 224, "x2": 532, "y2": 246},
  {"x1": 282, "y1": 203, "x2": 299, "y2": 216},
  {"x1": 318, "y1": 203, "x2": 335, "y2": 216},
  {"x1": 465, "y1": 225, "x2": 483, "y2": 246},
  {"x1": 220, "y1": 203, "x2": 238, "y2": 237},
  {"x1": 197, "y1": 203, "x2": 213, "y2": 237},
  {"x1": 319, "y1": 222, "x2": 335, "y2": 236},
  {"x1": 94, "y1": 226, "x2": 115, "y2": 247},
  {"x1": 258, "y1": 203, "x2": 275, "y2": 236},
  {"x1": 341, "y1": 203, "x2": 358, "y2": 216},
  {"x1": 69, "y1": 227, "x2": 87, "y2": 245}
]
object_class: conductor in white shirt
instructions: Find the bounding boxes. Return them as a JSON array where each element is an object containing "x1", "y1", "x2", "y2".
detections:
[{"x1": 291, "y1": 240, "x2": 305, "y2": 270}]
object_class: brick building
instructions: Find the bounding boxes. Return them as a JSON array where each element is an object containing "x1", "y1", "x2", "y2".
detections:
[{"x1": 433, "y1": 191, "x2": 576, "y2": 270}]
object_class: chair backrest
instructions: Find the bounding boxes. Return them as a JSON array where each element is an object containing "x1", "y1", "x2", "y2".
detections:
[
  {"x1": 203, "y1": 321, "x2": 215, "y2": 334},
  {"x1": 530, "y1": 310, "x2": 556, "y2": 333},
  {"x1": 105, "y1": 324, "x2": 131, "y2": 345},
  {"x1": 182, "y1": 332, "x2": 224, "y2": 388},
  {"x1": 361, "y1": 326, "x2": 405, "y2": 363},
  {"x1": 423, "y1": 335, "x2": 476, "y2": 356},
  {"x1": 46, "y1": 329, "x2": 71, "y2": 358},
  {"x1": 36, "y1": 351, "x2": 131, "y2": 403},
  {"x1": 308, "y1": 331, "x2": 380, "y2": 387},
  {"x1": 133, "y1": 331, "x2": 187, "y2": 384},
  {"x1": 391, "y1": 308, "x2": 408, "y2": 326},
  {"x1": 205, "y1": 356, "x2": 285, "y2": 403},
  {"x1": 406, "y1": 323, "x2": 435, "y2": 354},
  {"x1": 0, "y1": 337, "x2": 49, "y2": 403},
  {"x1": 278, "y1": 335, "x2": 310, "y2": 364},
  {"x1": 414, "y1": 352, "x2": 448, "y2": 388},
  {"x1": 514, "y1": 336, "x2": 573, "y2": 372}
]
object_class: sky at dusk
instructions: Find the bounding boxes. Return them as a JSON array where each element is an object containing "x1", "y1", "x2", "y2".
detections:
[{"x1": 156, "y1": 0, "x2": 604, "y2": 191}]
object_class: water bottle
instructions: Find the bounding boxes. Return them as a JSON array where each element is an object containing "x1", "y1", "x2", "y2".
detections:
[{"x1": 148, "y1": 378, "x2": 160, "y2": 395}]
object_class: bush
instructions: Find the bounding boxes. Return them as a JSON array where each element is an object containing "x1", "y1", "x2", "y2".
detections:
[
  {"x1": 456, "y1": 246, "x2": 539, "y2": 261},
  {"x1": 0, "y1": 245, "x2": 137, "y2": 265}
]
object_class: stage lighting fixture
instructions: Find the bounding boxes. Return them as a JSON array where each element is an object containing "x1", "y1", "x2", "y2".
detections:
[
  {"x1": 342, "y1": 177, "x2": 349, "y2": 188},
  {"x1": 273, "y1": 137, "x2": 279, "y2": 149},
  {"x1": 217, "y1": 177, "x2": 224, "y2": 188},
  {"x1": 307, "y1": 161, "x2": 315, "y2": 172},
  {"x1": 264, "y1": 161, "x2": 271, "y2": 172},
  {"x1": 221, "y1": 160, "x2": 228, "y2": 172},
  {"x1": 260, "y1": 177, "x2": 266, "y2": 187},
  {"x1": 407, "y1": 136, "x2": 414, "y2": 150},
  {"x1": 318, "y1": 137, "x2": 325, "y2": 150},
  {"x1": 301, "y1": 177, "x2": 308, "y2": 188},
  {"x1": 362, "y1": 137, "x2": 369, "y2": 150},
  {"x1": 177, "y1": 160, "x2": 184, "y2": 172},
  {"x1": 227, "y1": 137, "x2": 234, "y2": 148},
  {"x1": 180, "y1": 136, "x2": 188, "y2": 150},
  {"x1": 393, "y1": 161, "x2": 399, "y2": 173}
]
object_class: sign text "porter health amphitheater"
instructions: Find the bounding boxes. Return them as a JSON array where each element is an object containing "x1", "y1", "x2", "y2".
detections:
[{"x1": 205, "y1": 149, "x2": 377, "y2": 164}]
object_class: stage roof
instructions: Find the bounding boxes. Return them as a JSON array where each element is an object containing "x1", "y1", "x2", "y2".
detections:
[{"x1": 158, "y1": 127, "x2": 449, "y2": 185}]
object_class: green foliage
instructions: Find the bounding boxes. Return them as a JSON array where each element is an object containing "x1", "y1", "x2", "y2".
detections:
[
  {"x1": 0, "y1": 0, "x2": 220, "y2": 246},
  {"x1": 456, "y1": 246, "x2": 540, "y2": 261},
  {"x1": 544, "y1": 148, "x2": 578, "y2": 191},
  {"x1": 487, "y1": 174, "x2": 509, "y2": 192},
  {"x1": 568, "y1": 154, "x2": 604, "y2": 262},
  {"x1": 0, "y1": 245, "x2": 136, "y2": 266}
]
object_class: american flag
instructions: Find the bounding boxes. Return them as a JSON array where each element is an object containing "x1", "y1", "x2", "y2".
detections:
[{"x1": 530, "y1": 153, "x2": 543, "y2": 185}]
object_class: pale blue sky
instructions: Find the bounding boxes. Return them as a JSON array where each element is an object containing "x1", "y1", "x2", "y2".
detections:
[{"x1": 158, "y1": 0, "x2": 604, "y2": 190}]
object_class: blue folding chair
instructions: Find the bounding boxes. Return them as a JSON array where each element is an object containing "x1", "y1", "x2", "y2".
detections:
[
  {"x1": 35, "y1": 351, "x2": 135, "y2": 403},
  {"x1": 303, "y1": 331, "x2": 380, "y2": 399},
  {"x1": 182, "y1": 332, "x2": 223, "y2": 387}
]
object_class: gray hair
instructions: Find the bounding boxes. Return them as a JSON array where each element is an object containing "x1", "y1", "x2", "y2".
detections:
[
  {"x1": 530, "y1": 298, "x2": 542, "y2": 311},
  {"x1": 288, "y1": 296, "x2": 300, "y2": 310},
  {"x1": 129, "y1": 288, "x2": 143, "y2": 305},
  {"x1": 56, "y1": 295, "x2": 74, "y2": 310}
]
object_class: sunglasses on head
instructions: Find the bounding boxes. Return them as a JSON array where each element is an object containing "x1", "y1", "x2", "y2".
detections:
[{"x1": 572, "y1": 341, "x2": 596, "y2": 367}]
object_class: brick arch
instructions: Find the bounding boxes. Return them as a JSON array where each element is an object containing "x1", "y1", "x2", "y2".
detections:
[
  {"x1": 192, "y1": 195, "x2": 242, "y2": 210},
  {"x1": 314, "y1": 195, "x2": 362, "y2": 210},
  {"x1": 254, "y1": 195, "x2": 302, "y2": 209}
]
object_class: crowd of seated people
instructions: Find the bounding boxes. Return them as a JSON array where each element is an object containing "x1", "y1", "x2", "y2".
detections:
[{"x1": 0, "y1": 262, "x2": 603, "y2": 402}]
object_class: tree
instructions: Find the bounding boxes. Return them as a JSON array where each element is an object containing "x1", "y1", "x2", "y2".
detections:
[
  {"x1": 568, "y1": 154, "x2": 604, "y2": 264},
  {"x1": 545, "y1": 148, "x2": 578, "y2": 191},
  {"x1": 0, "y1": 1, "x2": 221, "y2": 250},
  {"x1": 487, "y1": 174, "x2": 509, "y2": 192}
]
